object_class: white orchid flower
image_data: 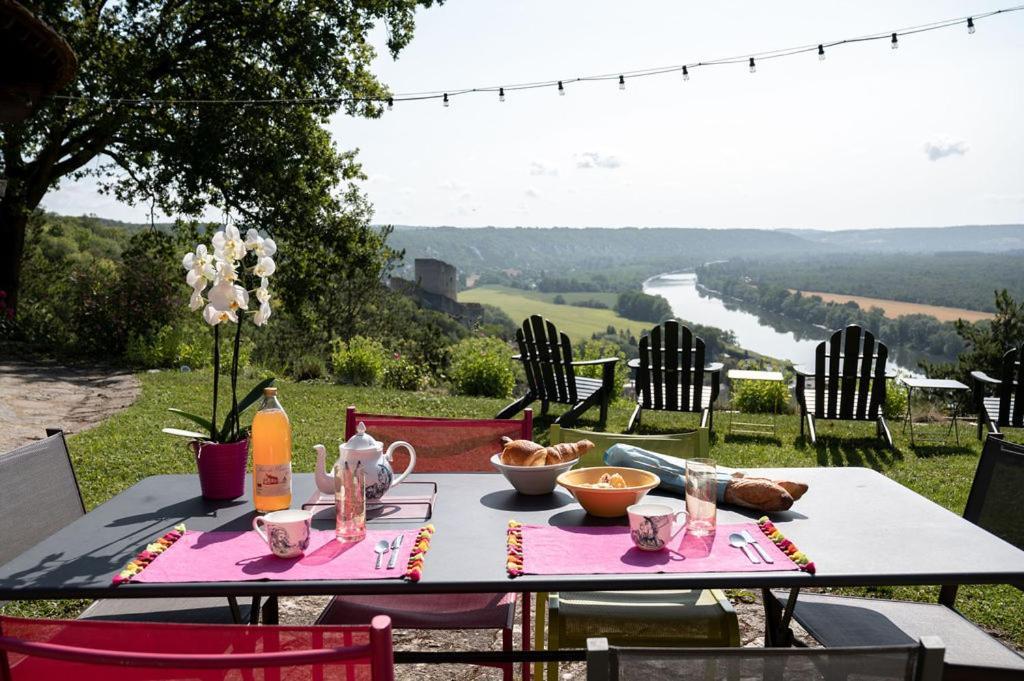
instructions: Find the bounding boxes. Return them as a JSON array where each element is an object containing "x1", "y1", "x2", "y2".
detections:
[
  {"x1": 208, "y1": 279, "x2": 249, "y2": 312},
  {"x1": 214, "y1": 257, "x2": 238, "y2": 283},
  {"x1": 253, "y1": 256, "x2": 276, "y2": 278},
  {"x1": 188, "y1": 288, "x2": 205, "y2": 311},
  {"x1": 244, "y1": 229, "x2": 278, "y2": 258},
  {"x1": 182, "y1": 244, "x2": 216, "y2": 291},
  {"x1": 253, "y1": 301, "x2": 272, "y2": 326},
  {"x1": 212, "y1": 226, "x2": 246, "y2": 261},
  {"x1": 256, "y1": 277, "x2": 271, "y2": 304},
  {"x1": 203, "y1": 304, "x2": 238, "y2": 326},
  {"x1": 259, "y1": 237, "x2": 277, "y2": 258}
]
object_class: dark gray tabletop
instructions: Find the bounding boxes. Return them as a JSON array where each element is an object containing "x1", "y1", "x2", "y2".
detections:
[{"x1": 1, "y1": 470, "x2": 1022, "y2": 601}]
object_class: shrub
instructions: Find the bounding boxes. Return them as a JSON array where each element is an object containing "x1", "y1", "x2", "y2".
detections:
[
  {"x1": 291, "y1": 353, "x2": 327, "y2": 381},
  {"x1": 573, "y1": 338, "x2": 628, "y2": 403},
  {"x1": 553, "y1": 294, "x2": 566, "y2": 305},
  {"x1": 883, "y1": 382, "x2": 908, "y2": 421},
  {"x1": 732, "y1": 379, "x2": 791, "y2": 414},
  {"x1": 382, "y1": 354, "x2": 424, "y2": 391},
  {"x1": 448, "y1": 337, "x2": 515, "y2": 398},
  {"x1": 331, "y1": 335, "x2": 386, "y2": 386}
]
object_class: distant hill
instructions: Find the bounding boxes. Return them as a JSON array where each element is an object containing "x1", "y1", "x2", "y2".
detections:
[{"x1": 780, "y1": 225, "x2": 1024, "y2": 253}]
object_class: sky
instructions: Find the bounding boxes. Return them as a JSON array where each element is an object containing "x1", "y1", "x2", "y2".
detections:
[{"x1": 42, "y1": 1, "x2": 1024, "y2": 230}]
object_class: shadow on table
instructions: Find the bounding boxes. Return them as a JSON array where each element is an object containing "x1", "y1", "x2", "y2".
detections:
[
  {"x1": 106, "y1": 497, "x2": 248, "y2": 529},
  {"x1": 478, "y1": 490, "x2": 574, "y2": 512}
]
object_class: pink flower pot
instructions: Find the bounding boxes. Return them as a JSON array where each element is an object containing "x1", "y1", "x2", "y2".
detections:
[{"x1": 192, "y1": 439, "x2": 249, "y2": 500}]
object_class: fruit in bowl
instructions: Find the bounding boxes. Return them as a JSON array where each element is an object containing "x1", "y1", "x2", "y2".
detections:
[
  {"x1": 556, "y1": 466, "x2": 660, "y2": 517},
  {"x1": 491, "y1": 438, "x2": 595, "y2": 495}
]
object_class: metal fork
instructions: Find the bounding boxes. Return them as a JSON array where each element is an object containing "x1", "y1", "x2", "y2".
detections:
[{"x1": 741, "y1": 529, "x2": 774, "y2": 564}]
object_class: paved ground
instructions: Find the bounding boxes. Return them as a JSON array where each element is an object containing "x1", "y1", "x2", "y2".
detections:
[{"x1": 0, "y1": 359, "x2": 140, "y2": 450}]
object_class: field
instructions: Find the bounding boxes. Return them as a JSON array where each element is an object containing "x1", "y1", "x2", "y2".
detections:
[
  {"x1": 791, "y1": 290, "x2": 994, "y2": 323},
  {"x1": 9, "y1": 368, "x2": 1024, "y2": 650},
  {"x1": 461, "y1": 285, "x2": 646, "y2": 339}
]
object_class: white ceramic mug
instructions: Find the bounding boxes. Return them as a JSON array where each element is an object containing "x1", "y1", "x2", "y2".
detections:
[
  {"x1": 253, "y1": 509, "x2": 313, "y2": 559},
  {"x1": 627, "y1": 503, "x2": 686, "y2": 551}
]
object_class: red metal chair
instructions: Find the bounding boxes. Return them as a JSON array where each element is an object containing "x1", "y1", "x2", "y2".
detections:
[
  {"x1": 0, "y1": 614, "x2": 394, "y2": 680},
  {"x1": 317, "y1": 406, "x2": 533, "y2": 681}
]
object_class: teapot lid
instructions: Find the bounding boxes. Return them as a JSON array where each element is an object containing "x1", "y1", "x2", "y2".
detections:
[{"x1": 343, "y1": 422, "x2": 378, "y2": 450}]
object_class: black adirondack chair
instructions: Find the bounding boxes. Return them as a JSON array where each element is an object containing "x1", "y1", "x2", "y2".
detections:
[
  {"x1": 496, "y1": 315, "x2": 619, "y2": 426},
  {"x1": 627, "y1": 320, "x2": 722, "y2": 434},
  {"x1": 795, "y1": 325, "x2": 894, "y2": 448},
  {"x1": 970, "y1": 344, "x2": 1023, "y2": 439}
]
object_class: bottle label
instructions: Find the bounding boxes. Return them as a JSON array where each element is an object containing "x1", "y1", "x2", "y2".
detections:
[{"x1": 255, "y1": 463, "x2": 291, "y2": 497}]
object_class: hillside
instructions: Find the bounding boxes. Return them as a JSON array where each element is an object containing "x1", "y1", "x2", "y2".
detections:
[{"x1": 781, "y1": 225, "x2": 1024, "y2": 253}]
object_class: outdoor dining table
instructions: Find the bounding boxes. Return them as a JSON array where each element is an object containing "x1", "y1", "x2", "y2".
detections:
[{"x1": 2, "y1": 469, "x2": 1024, "y2": 659}]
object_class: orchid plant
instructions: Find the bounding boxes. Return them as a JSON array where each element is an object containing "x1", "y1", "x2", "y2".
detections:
[{"x1": 163, "y1": 226, "x2": 278, "y2": 444}]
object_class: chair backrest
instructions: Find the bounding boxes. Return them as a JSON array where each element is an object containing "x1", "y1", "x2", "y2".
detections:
[
  {"x1": 0, "y1": 430, "x2": 86, "y2": 567},
  {"x1": 813, "y1": 325, "x2": 888, "y2": 421},
  {"x1": 548, "y1": 424, "x2": 709, "y2": 469},
  {"x1": 941, "y1": 435, "x2": 1024, "y2": 605},
  {"x1": 514, "y1": 315, "x2": 579, "y2": 405},
  {"x1": 0, "y1": 614, "x2": 394, "y2": 680},
  {"x1": 636, "y1": 320, "x2": 709, "y2": 414},
  {"x1": 584, "y1": 637, "x2": 944, "y2": 681},
  {"x1": 996, "y1": 345, "x2": 1024, "y2": 428},
  {"x1": 345, "y1": 406, "x2": 532, "y2": 472}
]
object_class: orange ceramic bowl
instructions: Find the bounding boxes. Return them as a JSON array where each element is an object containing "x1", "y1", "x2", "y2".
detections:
[{"x1": 556, "y1": 466, "x2": 660, "y2": 518}]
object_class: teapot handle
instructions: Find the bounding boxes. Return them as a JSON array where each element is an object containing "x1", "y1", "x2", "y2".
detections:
[{"x1": 384, "y1": 441, "x2": 416, "y2": 487}]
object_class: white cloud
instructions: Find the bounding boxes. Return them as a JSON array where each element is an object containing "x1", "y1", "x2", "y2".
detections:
[
  {"x1": 525, "y1": 187, "x2": 541, "y2": 199},
  {"x1": 437, "y1": 180, "x2": 465, "y2": 191},
  {"x1": 923, "y1": 138, "x2": 969, "y2": 161},
  {"x1": 575, "y1": 152, "x2": 622, "y2": 169},
  {"x1": 529, "y1": 161, "x2": 558, "y2": 177}
]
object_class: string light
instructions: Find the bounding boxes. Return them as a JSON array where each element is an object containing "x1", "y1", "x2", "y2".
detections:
[
  {"x1": 749, "y1": 57, "x2": 756, "y2": 73},
  {"x1": 818, "y1": 44, "x2": 826, "y2": 61},
  {"x1": 387, "y1": 97, "x2": 393, "y2": 110},
  {"x1": 46, "y1": 5, "x2": 1023, "y2": 110},
  {"x1": 558, "y1": 80, "x2": 565, "y2": 96}
]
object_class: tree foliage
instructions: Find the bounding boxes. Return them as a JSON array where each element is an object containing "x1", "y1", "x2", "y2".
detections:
[{"x1": 0, "y1": 0, "x2": 437, "y2": 310}]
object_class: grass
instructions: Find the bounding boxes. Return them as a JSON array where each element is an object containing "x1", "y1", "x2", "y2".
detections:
[
  {"x1": 460, "y1": 285, "x2": 646, "y2": 340},
  {"x1": 10, "y1": 368, "x2": 1024, "y2": 649}
]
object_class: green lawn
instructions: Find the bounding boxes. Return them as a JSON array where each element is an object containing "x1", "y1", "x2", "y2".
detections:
[
  {"x1": 460, "y1": 285, "x2": 645, "y2": 340},
  {"x1": 10, "y1": 368, "x2": 1023, "y2": 649}
]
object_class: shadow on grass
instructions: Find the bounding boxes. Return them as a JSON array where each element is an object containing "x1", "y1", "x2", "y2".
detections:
[
  {"x1": 796, "y1": 435, "x2": 904, "y2": 471},
  {"x1": 911, "y1": 442, "x2": 974, "y2": 457},
  {"x1": 723, "y1": 432, "x2": 783, "y2": 446}
]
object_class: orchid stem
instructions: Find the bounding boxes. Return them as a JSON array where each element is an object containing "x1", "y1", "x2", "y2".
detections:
[
  {"x1": 212, "y1": 324, "x2": 220, "y2": 441},
  {"x1": 231, "y1": 313, "x2": 243, "y2": 441}
]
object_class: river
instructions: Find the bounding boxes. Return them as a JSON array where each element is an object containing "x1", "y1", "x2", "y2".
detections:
[{"x1": 643, "y1": 273, "x2": 924, "y2": 374}]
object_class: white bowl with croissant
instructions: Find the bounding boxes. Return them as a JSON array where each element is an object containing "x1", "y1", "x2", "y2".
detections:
[{"x1": 491, "y1": 438, "x2": 595, "y2": 495}]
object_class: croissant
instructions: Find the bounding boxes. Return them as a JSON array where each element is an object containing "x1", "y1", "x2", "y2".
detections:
[
  {"x1": 537, "y1": 440, "x2": 595, "y2": 465},
  {"x1": 500, "y1": 438, "x2": 544, "y2": 466}
]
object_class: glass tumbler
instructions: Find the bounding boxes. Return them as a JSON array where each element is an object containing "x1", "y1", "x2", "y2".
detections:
[{"x1": 685, "y1": 458, "x2": 717, "y2": 536}]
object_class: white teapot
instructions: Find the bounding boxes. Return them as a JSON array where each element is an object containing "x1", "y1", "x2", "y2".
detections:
[{"x1": 314, "y1": 422, "x2": 416, "y2": 501}]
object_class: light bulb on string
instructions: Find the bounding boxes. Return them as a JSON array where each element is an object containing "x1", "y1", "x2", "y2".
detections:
[
  {"x1": 558, "y1": 80, "x2": 565, "y2": 96},
  {"x1": 498, "y1": 87, "x2": 505, "y2": 102},
  {"x1": 967, "y1": 17, "x2": 976, "y2": 34},
  {"x1": 443, "y1": 93, "x2": 449, "y2": 108},
  {"x1": 682, "y1": 65, "x2": 690, "y2": 81},
  {"x1": 891, "y1": 32, "x2": 899, "y2": 49},
  {"x1": 749, "y1": 57, "x2": 756, "y2": 73},
  {"x1": 818, "y1": 44, "x2": 825, "y2": 61},
  {"x1": 387, "y1": 98, "x2": 393, "y2": 111},
  {"x1": 618, "y1": 75, "x2": 625, "y2": 90}
]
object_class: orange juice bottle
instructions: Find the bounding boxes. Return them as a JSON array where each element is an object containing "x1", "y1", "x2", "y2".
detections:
[{"x1": 251, "y1": 387, "x2": 292, "y2": 512}]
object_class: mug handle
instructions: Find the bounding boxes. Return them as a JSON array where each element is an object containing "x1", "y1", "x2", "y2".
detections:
[
  {"x1": 669, "y1": 510, "x2": 688, "y2": 539},
  {"x1": 253, "y1": 515, "x2": 268, "y2": 544},
  {"x1": 385, "y1": 441, "x2": 416, "y2": 487}
]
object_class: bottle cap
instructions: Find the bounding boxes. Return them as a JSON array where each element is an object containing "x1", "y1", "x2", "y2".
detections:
[{"x1": 263, "y1": 387, "x2": 278, "y2": 396}]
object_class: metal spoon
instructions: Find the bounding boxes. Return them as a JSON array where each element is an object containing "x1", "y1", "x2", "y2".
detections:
[
  {"x1": 729, "y1": 533, "x2": 761, "y2": 564},
  {"x1": 386, "y1": 534, "x2": 405, "y2": 570},
  {"x1": 373, "y1": 539, "x2": 390, "y2": 569},
  {"x1": 741, "y1": 529, "x2": 774, "y2": 564}
]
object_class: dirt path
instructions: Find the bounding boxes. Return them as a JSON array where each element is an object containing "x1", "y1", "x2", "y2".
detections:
[{"x1": 0, "y1": 359, "x2": 140, "y2": 450}]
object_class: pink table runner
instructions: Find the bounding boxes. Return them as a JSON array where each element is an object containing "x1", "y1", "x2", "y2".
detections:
[
  {"x1": 113, "y1": 525, "x2": 434, "y2": 584},
  {"x1": 506, "y1": 517, "x2": 815, "y2": 576}
]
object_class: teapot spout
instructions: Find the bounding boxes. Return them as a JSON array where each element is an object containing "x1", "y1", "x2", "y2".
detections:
[{"x1": 313, "y1": 444, "x2": 335, "y2": 495}]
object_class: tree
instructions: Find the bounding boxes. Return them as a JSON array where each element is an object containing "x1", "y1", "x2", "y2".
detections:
[{"x1": 0, "y1": 0, "x2": 437, "y2": 313}]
